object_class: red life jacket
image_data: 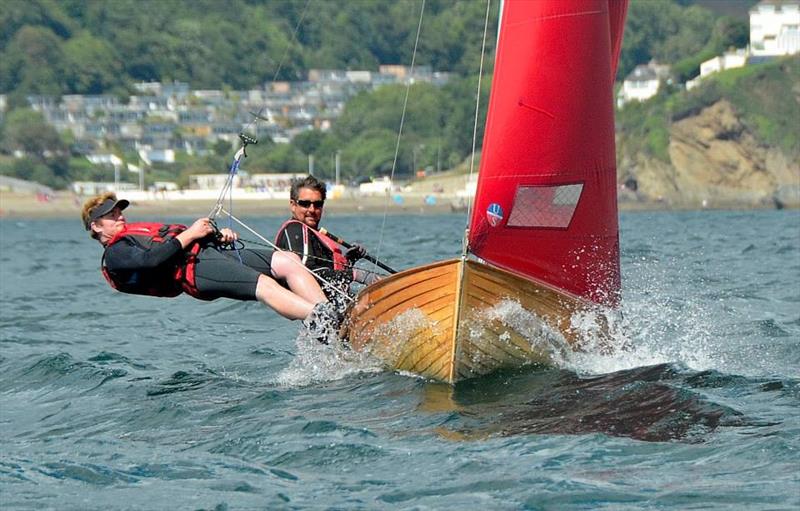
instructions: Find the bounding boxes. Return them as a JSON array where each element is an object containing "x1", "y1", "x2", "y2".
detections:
[
  {"x1": 101, "y1": 222, "x2": 203, "y2": 298},
  {"x1": 275, "y1": 219, "x2": 348, "y2": 271}
]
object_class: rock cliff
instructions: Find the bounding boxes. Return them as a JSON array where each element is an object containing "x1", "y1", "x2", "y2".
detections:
[{"x1": 619, "y1": 100, "x2": 799, "y2": 209}]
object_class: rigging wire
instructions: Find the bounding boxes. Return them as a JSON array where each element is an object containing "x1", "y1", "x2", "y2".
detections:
[
  {"x1": 219, "y1": 208, "x2": 355, "y2": 304},
  {"x1": 463, "y1": 0, "x2": 493, "y2": 255},
  {"x1": 241, "y1": 0, "x2": 313, "y2": 136},
  {"x1": 230, "y1": 234, "x2": 385, "y2": 279},
  {"x1": 202, "y1": 0, "x2": 357, "y2": 304},
  {"x1": 208, "y1": 0, "x2": 312, "y2": 223},
  {"x1": 374, "y1": 0, "x2": 426, "y2": 263},
  {"x1": 208, "y1": 3, "x2": 313, "y2": 256},
  {"x1": 211, "y1": 0, "x2": 314, "y2": 219}
]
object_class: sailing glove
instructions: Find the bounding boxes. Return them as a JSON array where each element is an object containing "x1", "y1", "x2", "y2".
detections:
[{"x1": 344, "y1": 244, "x2": 367, "y2": 263}]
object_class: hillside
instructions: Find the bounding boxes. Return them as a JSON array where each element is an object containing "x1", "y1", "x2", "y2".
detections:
[
  {"x1": 1, "y1": 0, "x2": 749, "y2": 97},
  {"x1": 4, "y1": 0, "x2": 796, "y2": 210},
  {"x1": 617, "y1": 55, "x2": 800, "y2": 208}
]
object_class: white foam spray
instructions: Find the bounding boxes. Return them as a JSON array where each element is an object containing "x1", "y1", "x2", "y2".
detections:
[{"x1": 274, "y1": 326, "x2": 383, "y2": 387}]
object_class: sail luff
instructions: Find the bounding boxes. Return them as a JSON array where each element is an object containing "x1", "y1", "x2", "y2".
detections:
[
  {"x1": 468, "y1": 0, "x2": 627, "y2": 307},
  {"x1": 608, "y1": 0, "x2": 629, "y2": 81}
]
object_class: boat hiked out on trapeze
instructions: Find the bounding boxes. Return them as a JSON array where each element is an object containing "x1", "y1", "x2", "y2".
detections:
[{"x1": 343, "y1": 0, "x2": 629, "y2": 383}]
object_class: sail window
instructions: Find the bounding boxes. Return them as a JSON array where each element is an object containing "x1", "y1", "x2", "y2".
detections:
[{"x1": 507, "y1": 184, "x2": 583, "y2": 228}]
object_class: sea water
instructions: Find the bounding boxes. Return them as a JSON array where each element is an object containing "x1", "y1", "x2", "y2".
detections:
[{"x1": 1, "y1": 210, "x2": 798, "y2": 510}]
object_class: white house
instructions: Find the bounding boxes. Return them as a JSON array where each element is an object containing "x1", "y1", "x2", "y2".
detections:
[
  {"x1": 688, "y1": 49, "x2": 750, "y2": 90},
  {"x1": 249, "y1": 173, "x2": 304, "y2": 193},
  {"x1": 689, "y1": 1, "x2": 799, "y2": 90},
  {"x1": 86, "y1": 153, "x2": 123, "y2": 167},
  {"x1": 138, "y1": 147, "x2": 175, "y2": 165},
  {"x1": 189, "y1": 174, "x2": 241, "y2": 190},
  {"x1": 617, "y1": 62, "x2": 670, "y2": 107},
  {"x1": 750, "y1": 0, "x2": 800, "y2": 57},
  {"x1": 698, "y1": 48, "x2": 750, "y2": 82},
  {"x1": 359, "y1": 176, "x2": 393, "y2": 195}
]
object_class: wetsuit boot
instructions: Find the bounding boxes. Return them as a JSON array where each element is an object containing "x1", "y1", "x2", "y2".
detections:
[{"x1": 302, "y1": 301, "x2": 342, "y2": 344}]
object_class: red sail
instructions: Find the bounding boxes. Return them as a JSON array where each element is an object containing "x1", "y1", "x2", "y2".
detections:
[{"x1": 468, "y1": 0, "x2": 627, "y2": 307}]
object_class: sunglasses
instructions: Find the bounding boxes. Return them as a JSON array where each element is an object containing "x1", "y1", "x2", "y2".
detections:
[{"x1": 294, "y1": 199, "x2": 325, "y2": 208}]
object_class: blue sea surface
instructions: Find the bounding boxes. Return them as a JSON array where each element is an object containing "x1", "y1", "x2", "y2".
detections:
[{"x1": 1, "y1": 210, "x2": 798, "y2": 510}]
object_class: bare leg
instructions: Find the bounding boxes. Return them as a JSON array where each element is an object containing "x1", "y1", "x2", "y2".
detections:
[
  {"x1": 270, "y1": 251, "x2": 327, "y2": 304},
  {"x1": 255, "y1": 274, "x2": 316, "y2": 320}
]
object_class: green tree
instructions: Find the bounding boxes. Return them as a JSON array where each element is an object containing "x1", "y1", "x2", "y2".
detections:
[
  {"x1": 0, "y1": 25, "x2": 68, "y2": 94},
  {"x1": 63, "y1": 31, "x2": 124, "y2": 94},
  {"x1": 1, "y1": 108, "x2": 67, "y2": 158},
  {"x1": 292, "y1": 129, "x2": 328, "y2": 156},
  {"x1": 0, "y1": 0, "x2": 75, "y2": 47}
]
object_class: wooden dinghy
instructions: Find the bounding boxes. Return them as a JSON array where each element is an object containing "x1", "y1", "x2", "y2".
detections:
[
  {"x1": 344, "y1": 0, "x2": 629, "y2": 383},
  {"x1": 345, "y1": 258, "x2": 599, "y2": 383}
]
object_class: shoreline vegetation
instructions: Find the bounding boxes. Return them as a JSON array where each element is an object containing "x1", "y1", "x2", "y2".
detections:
[{"x1": 0, "y1": 191, "x2": 791, "y2": 220}]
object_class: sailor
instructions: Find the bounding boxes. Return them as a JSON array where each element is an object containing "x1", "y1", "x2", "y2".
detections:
[
  {"x1": 81, "y1": 192, "x2": 338, "y2": 329},
  {"x1": 274, "y1": 176, "x2": 381, "y2": 300}
]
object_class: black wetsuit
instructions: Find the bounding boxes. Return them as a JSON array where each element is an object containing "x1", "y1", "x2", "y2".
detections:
[
  {"x1": 104, "y1": 237, "x2": 275, "y2": 301},
  {"x1": 274, "y1": 221, "x2": 352, "y2": 293},
  {"x1": 275, "y1": 221, "x2": 338, "y2": 273},
  {"x1": 274, "y1": 220, "x2": 381, "y2": 294}
]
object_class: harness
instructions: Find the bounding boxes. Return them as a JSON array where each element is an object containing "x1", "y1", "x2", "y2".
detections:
[
  {"x1": 101, "y1": 222, "x2": 203, "y2": 298},
  {"x1": 275, "y1": 219, "x2": 349, "y2": 271}
]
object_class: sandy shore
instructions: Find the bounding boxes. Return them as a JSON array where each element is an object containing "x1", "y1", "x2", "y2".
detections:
[
  {"x1": 0, "y1": 191, "x2": 461, "y2": 219},
  {"x1": 0, "y1": 190, "x2": 786, "y2": 220}
]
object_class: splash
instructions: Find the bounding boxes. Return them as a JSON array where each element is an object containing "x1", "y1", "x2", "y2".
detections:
[
  {"x1": 563, "y1": 256, "x2": 720, "y2": 375},
  {"x1": 470, "y1": 299, "x2": 572, "y2": 367},
  {"x1": 274, "y1": 324, "x2": 383, "y2": 387},
  {"x1": 361, "y1": 309, "x2": 437, "y2": 367},
  {"x1": 464, "y1": 288, "x2": 718, "y2": 378}
]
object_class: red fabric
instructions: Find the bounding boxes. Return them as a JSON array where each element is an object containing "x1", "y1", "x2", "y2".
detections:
[
  {"x1": 180, "y1": 242, "x2": 203, "y2": 298},
  {"x1": 608, "y1": 0, "x2": 629, "y2": 81},
  {"x1": 468, "y1": 0, "x2": 627, "y2": 307},
  {"x1": 275, "y1": 219, "x2": 349, "y2": 271}
]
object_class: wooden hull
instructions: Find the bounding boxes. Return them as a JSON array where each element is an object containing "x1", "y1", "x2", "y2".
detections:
[{"x1": 345, "y1": 258, "x2": 601, "y2": 383}]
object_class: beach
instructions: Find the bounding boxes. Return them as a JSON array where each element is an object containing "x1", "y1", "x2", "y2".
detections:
[
  {"x1": 0, "y1": 191, "x2": 462, "y2": 219},
  {"x1": 3, "y1": 189, "x2": 788, "y2": 221}
]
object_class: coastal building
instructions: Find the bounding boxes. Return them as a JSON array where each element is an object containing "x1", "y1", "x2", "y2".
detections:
[
  {"x1": 687, "y1": 49, "x2": 749, "y2": 90},
  {"x1": 249, "y1": 173, "x2": 305, "y2": 195},
  {"x1": 189, "y1": 174, "x2": 241, "y2": 190},
  {"x1": 26, "y1": 67, "x2": 452, "y2": 187},
  {"x1": 700, "y1": 49, "x2": 749, "y2": 77},
  {"x1": 686, "y1": 1, "x2": 798, "y2": 90},
  {"x1": 750, "y1": 0, "x2": 800, "y2": 57},
  {"x1": 359, "y1": 176, "x2": 393, "y2": 195},
  {"x1": 617, "y1": 61, "x2": 670, "y2": 107},
  {"x1": 138, "y1": 147, "x2": 175, "y2": 165}
]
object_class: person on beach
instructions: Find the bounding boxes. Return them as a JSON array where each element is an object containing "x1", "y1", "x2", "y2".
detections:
[
  {"x1": 274, "y1": 176, "x2": 381, "y2": 299},
  {"x1": 81, "y1": 192, "x2": 338, "y2": 328}
]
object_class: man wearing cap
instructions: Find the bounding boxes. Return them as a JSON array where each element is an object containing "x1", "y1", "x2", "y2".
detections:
[{"x1": 81, "y1": 192, "x2": 337, "y2": 325}]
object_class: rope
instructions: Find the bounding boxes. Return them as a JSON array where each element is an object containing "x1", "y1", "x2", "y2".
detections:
[
  {"x1": 218, "y1": 208, "x2": 354, "y2": 303},
  {"x1": 375, "y1": 0, "x2": 426, "y2": 263},
  {"x1": 239, "y1": 0, "x2": 313, "y2": 136},
  {"x1": 208, "y1": 147, "x2": 246, "y2": 219},
  {"x1": 463, "y1": 0, "x2": 493, "y2": 255},
  {"x1": 210, "y1": 0, "x2": 313, "y2": 218},
  {"x1": 234, "y1": 234, "x2": 384, "y2": 278}
]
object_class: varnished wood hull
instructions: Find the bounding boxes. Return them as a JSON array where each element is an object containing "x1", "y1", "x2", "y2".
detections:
[{"x1": 345, "y1": 258, "x2": 602, "y2": 383}]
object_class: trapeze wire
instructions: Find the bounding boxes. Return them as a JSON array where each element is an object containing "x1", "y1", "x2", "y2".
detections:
[{"x1": 218, "y1": 207, "x2": 355, "y2": 304}]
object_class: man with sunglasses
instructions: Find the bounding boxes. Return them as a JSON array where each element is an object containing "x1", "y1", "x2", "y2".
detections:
[
  {"x1": 81, "y1": 192, "x2": 339, "y2": 331},
  {"x1": 275, "y1": 176, "x2": 380, "y2": 301}
]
